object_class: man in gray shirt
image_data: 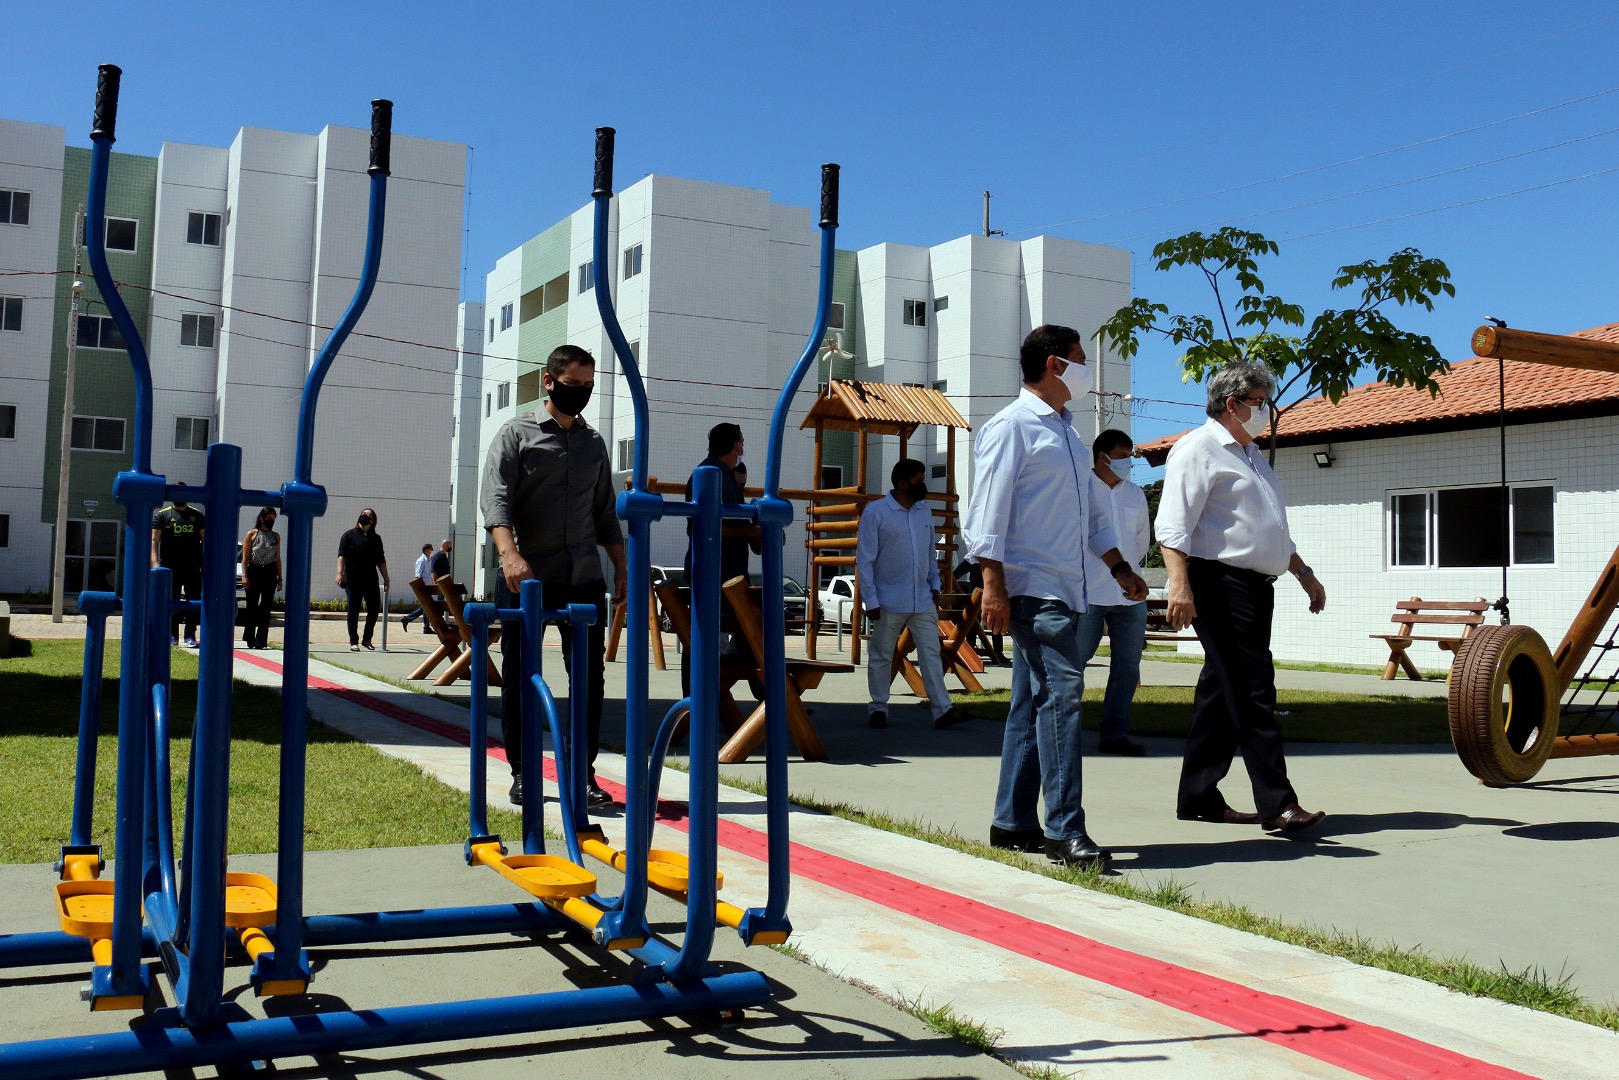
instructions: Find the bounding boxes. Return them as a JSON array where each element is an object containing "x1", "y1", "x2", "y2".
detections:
[{"x1": 481, "y1": 344, "x2": 626, "y2": 810}]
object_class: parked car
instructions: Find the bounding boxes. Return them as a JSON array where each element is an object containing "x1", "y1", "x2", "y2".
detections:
[
  {"x1": 817, "y1": 574, "x2": 862, "y2": 627},
  {"x1": 649, "y1": 565, "x2": 688, "y2": 632},
  {"x1": 782, "y1": 575, "x2": 815, "y2": 630}
]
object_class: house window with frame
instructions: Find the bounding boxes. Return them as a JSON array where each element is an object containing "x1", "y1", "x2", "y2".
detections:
[
  {"x1": 820, "y1": 465, "x2": 844, "y2": 490},
  {"x1": 488, "y1": 318, "x2": 495, "y2": 343},
  {"x1": 828, "y1": 301, "x2": 845, "y2": 330},
  {"x1": 105, "y1": 216, "x2": 138, "y2": 252},
  {"x1": 485, "y1": 393, "x2": 492, "y2": 417},
  {"x1": 186, "y1": 211, "x2": 222, "y2": 246},
  {"x1": 933, "y1": 295, "x2": 949, "y2": 312},
  {"x1": 71, "y1": 415, "x2": 126, "y2": 452},
  {"x1": 174, "y1": 416, "x2": 210, "y2": 451},
  {"x1": 500, "y1": 303, "x2": 513, "y2": 331},
  {"x1": 617, "y1": 437, "x2": 635, "y2": 471},
  {"x1": 577, "y1": 260, "x2": 595, "y2": 294},
  {"x1": 180, "y1": 313, "x2": 216, "y2": 348},
  {"x1": 497, "y1": 382, "x2": 511, "y2": 409},
  {"x1": 0, "y1": 295, "x2": 21, "y2": 333},
  {"x1": 932, "y1": 379, "x2": 948, "y2": 393},
  {"x1": 1388, "y1": 483, "x2": 1555, "y2": 569},
  {"x1": 0, "y1": 403, "x2": 16, "y2": 439},
  {"x1": 622, "y1": 242, "x2": 643, "y2": 280},
  {"x1": 77, "y1": 314, "x2": 126, "y2": 351},
  {"x1": 903, "y1": 298, "x2": 927, "y2": 327},
  {"x1": 0, "y1": 189, "x2": 30, "y2": 226},
  {"x1": 931, "y1": 464, "x2": 947, "y2": 480}
]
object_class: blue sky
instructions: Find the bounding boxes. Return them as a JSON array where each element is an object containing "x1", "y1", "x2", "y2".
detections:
[{"x1": 11, "y1": 2, "x2": 1619, "y2": 456}]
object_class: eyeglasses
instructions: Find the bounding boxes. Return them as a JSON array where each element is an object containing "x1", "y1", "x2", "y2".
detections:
[{"x1": 1236, "y1": 396, "x2": 1270, "y2": 408}]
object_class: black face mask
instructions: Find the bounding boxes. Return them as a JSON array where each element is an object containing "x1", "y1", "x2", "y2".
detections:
[
  {"x1": 548, "y1": 381, "x2": 593, "y2": 417},
  {"x1": 906, "y1": 481, "x2": 928, "y2": 501},
  {"x1": 358, "y1": 515, "x2": 373, "y2": 528}
]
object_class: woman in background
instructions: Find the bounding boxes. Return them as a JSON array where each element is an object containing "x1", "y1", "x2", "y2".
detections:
[{"x1": 241, "y1": 506, "x2": 282, "y2": 650}]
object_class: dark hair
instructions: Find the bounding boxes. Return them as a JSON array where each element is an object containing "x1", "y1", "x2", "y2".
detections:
[
  {"x1": 421, "y1": 543, "x2": 433, "y2": 553},
  {"x1": 891, "y1": 457, "x2": 926, "y2": 487},
  {"x1": 1092, "y1": 429, "x2": 1132, "y2": 458},
  {"x1": 708, "y1": 422, "x2": 744, "y2": 457},
  {"x1": 1019, "y1": 325, "x2": 1082, "y2": 384},
  {"x1": 257, "y1": 506, "x2": 276, "y2": 526},
  {"x1": 357, "y1": 508, "x2": 376, "y2": 526},
  {"x1": 546, "y1": 344, "x2": 595, "y2": 380}
]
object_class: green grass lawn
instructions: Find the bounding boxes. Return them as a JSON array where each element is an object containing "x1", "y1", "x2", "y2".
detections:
[
  {"x1": 955, "y1": 685, "x2": 1455, "y2": 744},
  {"x1": 0, "y1": 638, "x2": 521, "y2": 865}
]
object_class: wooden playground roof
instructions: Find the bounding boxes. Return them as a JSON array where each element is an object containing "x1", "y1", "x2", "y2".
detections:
[{"x1": 799, "y1": 379, "x2": 971, "y2": 436}]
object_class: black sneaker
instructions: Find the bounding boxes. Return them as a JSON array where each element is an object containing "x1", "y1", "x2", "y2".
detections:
[
  {"x1": 1097, "y1": 737, "x2": 1146, "y2": 757},
  {"x1": 508, "y1": 775, "x2": 523, "y2": 805},
  {"x1": 585, "y1": 778, "x2": 614, "y2": 810},
  {"x1": 933, "y1": 706, "x2": 970, "y2": 729},
  {"x1": 988, "y1": 825, "x2": 1044, "y2": 853},
  {"x1": 868, "y1": 710, "x2": 888, "y2": 729}
]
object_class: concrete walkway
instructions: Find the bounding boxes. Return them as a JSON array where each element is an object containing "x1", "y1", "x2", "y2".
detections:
[{"x1": 4, "y1": 613, "x2": 1618, "y2": 1077}]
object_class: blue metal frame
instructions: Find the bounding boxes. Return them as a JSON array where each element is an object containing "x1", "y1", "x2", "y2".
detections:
[{"x1": 0, "y1": 85, "x2": 838, "y2": 1077}]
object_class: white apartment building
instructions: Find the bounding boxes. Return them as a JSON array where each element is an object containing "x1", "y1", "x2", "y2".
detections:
[
  {"x1": 0, "y1": 117, "x2": 466, "y2": 600},
  {"x1": 453, "y1": 173, "x2": 1132, "y2": 596}
]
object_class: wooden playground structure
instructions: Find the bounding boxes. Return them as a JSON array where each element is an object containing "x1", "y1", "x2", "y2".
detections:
[{"x1": 1448, "y1": 325, "x2": 1619, "y2": 784}]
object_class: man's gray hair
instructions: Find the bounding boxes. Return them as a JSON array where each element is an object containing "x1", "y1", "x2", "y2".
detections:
[{"x1": 1206, "y1": 361, "x2": 1278, "y2": 418}]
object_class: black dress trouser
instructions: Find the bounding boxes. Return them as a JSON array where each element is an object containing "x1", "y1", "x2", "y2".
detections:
[
  {"x1": 1177, "y1": 558, "x2": 1299, "y2": 820},
  {"x1": 244, "y1": 563, "x2": 277, "y2": 648},
  {"x1": 168, "y1": 563, "x2": 201, "y2": 639},
  {"x1": 497, "y1": 577, "x2": 607, "y2": 779}
]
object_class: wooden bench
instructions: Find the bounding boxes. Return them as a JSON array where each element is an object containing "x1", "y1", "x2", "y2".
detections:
[
  {"x1": 1370, "y1": 597, "x2": 1489, "y2": 680},
  {"x1": 652, "y1": 576, "x2": 853, "y2": 763},
  {"x1": 889, "y1": 587, "x2": 987, "y2": 697},
  {"x1": 1145, "y1": 597, "x2": 1198, "y2": 644},
  {"x1": 425, "y1": 575, "x2": 503, "y2": 687}
]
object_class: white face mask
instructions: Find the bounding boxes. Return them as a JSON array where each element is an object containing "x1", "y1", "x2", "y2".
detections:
[
  {"x1": 1237, "y1": 399, "x2": 1270, "y2": 438},
  {"x1": 1109, "y1": 455, "x2": 1134, "y2": 479},
  {"x1": 1059, "y1": 358, "x2": 1094, "y2": 403}
]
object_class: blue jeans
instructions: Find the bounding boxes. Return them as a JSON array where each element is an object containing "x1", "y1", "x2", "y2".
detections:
[
  {"x1": 1074, "y1": 601, "x2": 1148, "y2": 742},
  {"x1": 992, "y1": 597, "x2": 1089, "y2": 841}
]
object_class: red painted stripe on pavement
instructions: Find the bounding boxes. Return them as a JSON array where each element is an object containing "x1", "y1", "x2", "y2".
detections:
[{"x1": 238, "y1": 650, "x2": 1540, "y2": 1080}]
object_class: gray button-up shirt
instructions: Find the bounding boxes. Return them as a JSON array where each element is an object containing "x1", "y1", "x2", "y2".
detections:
[{"x1": 480, "y1": 410, "x2": 624, "y2": 587}]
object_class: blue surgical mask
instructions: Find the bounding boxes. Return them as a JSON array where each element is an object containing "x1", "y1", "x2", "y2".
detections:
[{"x1": 1110, "y1": 456, "x2": 1133, "y2": 480}]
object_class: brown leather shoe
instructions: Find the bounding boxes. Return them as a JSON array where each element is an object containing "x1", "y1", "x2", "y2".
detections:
[
  {"x1": 1262, "y1": 805, "x2": 1325, "y2": 833},
  {"x1": 1177, "y1": 806, "x2": 1261, "y2": 825}
]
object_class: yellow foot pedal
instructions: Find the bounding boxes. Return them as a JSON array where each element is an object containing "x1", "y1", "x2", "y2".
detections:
[
  {"x1": 498, "y1": 855, "x2": 597, "y2": 900},
  {"x1": 55, "y1": 880, "x2": 116, "y2": 939},
  {"x1": 646, "y1": 849, "x2": 723, "y2": 893},
  {"x1": 224, "y1": 872, "x2": 278, "y2": 928}
]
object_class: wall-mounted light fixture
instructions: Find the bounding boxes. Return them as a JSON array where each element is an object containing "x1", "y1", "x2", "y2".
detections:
[{"x1": 1313, "y1": 446, "x2": 1334, "y2": 468}]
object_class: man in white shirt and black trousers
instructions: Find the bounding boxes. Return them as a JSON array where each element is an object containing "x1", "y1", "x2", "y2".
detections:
[
  {"x1": 857, "y1": 457, "x2": 970, "y2": 731},
  {"x1": 965, "y1": 325, "x2": 1149, "y2": 869},
  {"x1": 1157, "y1": 360, "x2": 1328, "y2": 834}
]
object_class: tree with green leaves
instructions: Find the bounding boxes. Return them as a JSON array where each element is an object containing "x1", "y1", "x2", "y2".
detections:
[{"x1": 1099, "y1": 227, "x2": 1455, "y2": 460}]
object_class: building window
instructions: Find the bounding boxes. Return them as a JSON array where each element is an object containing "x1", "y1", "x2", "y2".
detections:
[
  {"x1": 903, "y1": 298, "x2": 927, "y2": 327},
  {"x1": 105, "y1": 216, "x2": 138, "y2": 252},
  {"x1": 0, "y1": 189, "x2": 30, "y2": 226},
  {"x1": 180, "y1": 313, "x2": 216, "y2": 348},
  {"x1": 174, "y1": 416, "x2": 210, "y2": 451},
  {"x1": 77, "y1": 314, "x2": 126, "y2": 350},
  {"x1": 488, "y1": 318, "x2": 495, "y2": 343},
  {"x1": 828, "y1": 301, "x2": 845, "y2": 330},
  {"x1": 820, "y1": 465, "x2": 844, "y2": 490},
  {"x1": 0, "y1": 296, "x2": 20, "y2": 332},
  {"x1": 497, "y1": 382, "x2": 511, "y2": 409},
  {"x1": 578, "y1": 260, "x2": 595, "y2": 294},
  {"x1": 1388, "y1": 483, "x2": 1555, "y2": 569},
  {"x1": 628, "y1": 339, "x2": 641, "y2": 365},
  {"x1": 617, "y1": 437, "x2": 635, "y2": 471},
  {"x1": 499, "y1": 302, "x2": 514, "y2": 331},
  {"x1": 622, "y1": 242, "x2": 643, "y2": 280},
  {"x1": 71, "y1": 415, "x2": 126, "y2": 453},
  {"x1": 932, "y1": 379, "x2": 948, "y2": 393},
  {"x1": 186, "y1": 211, "x2": 222, "y2": 246},
  {"x1": 931, "y1": 464, "x2": 947, "y2": 480},
  {"x1": 485, "y1": 392, "x2": 492, "y2": 417},
  {"x1": 0, "y1": 403, "x2": 15, "y2": 439},
  {"x1": 0, "y1": 513, "x2": 8, "y2": 548},
  {"x1": 934, "y1": 296, "x2": 949, "y2": 312}
]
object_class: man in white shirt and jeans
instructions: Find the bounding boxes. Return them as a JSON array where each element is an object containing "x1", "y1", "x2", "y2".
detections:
[
  {"x1": 857, "y1": 458, "x2": 969, "y2": 731},
  {"x1": 1077, "y1": 429, "x2": 1152, "y2": 757},
  {"x1": 1157, "y1": 360, "x2": 1327, "y2": 833},
  {"x1": 964, "y1": 325, "x2": 1148, "y2": 868},
  {"x1": 400, "y1": 543, "x2": 433, "y2": 632}
]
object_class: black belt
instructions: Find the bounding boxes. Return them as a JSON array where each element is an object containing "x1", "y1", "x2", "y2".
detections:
[{"x1": 1188, "y1": 557, "x2": 1278, "y2": 586}]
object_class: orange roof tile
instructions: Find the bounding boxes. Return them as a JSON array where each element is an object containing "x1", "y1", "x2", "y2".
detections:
[
  {"x1": 800, "y1": 379, "x2": 971, "y2": 436},
  {"x1": 1136, "y1": 323, "x2": 1619, "y2": 465}
]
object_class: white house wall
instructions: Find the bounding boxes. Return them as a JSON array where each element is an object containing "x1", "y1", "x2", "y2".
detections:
[
  {"x1": 0, "y1": 120, "x2": 66, "y2": 592},
  {"x1": 1248, "y1": 419, "x2": 1619, "y2": 670}
]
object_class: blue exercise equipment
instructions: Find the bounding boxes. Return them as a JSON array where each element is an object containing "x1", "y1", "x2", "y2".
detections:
[{"x1": 0, "y1": 69, "x2": 841, "y2": 1078}]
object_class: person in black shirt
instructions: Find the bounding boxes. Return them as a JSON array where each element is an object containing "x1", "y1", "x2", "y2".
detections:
[
  {"x1": 680, "y1": 423, "x2": 761, "y2": 696},
  {"x1": 335, "y1": 507, "x2": 390, "y2": 651},
  {"x1": 151, "y1": 483, "x2": 205, "y2": 646}
]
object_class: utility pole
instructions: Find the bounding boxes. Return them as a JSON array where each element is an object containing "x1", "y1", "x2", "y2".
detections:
[
  {"x1": 51, "y1": 207, "x2": 84, "y2": 623},
  {"x1": 982, "y1": 191, "x2": 1005, "y2": 238}
]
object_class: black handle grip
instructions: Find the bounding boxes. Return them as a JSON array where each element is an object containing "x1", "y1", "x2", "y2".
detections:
[
  {"x1": 594, "y1": 127, "x2": 616, "y2": 198},
  {"x1": 369, "y1": 99, "x2": 393, "y2": 176},
  {"x1": 820, "y1": 163, "x2": 840, "y2": 229},
  {"x1": 92, "y1": 64, "x2": 123, "y2": 142}
]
